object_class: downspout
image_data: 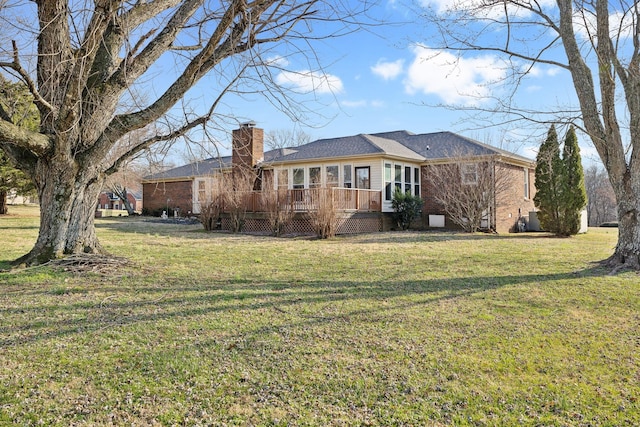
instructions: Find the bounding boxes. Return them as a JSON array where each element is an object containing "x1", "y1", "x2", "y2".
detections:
[{"x1": 491, "y1": 159, "x2": 497, "y2": 232}]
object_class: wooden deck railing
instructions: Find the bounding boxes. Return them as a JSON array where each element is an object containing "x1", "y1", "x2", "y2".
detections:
[{"x1": 213, "y1": 188, "x2": 382, "y2": 213}]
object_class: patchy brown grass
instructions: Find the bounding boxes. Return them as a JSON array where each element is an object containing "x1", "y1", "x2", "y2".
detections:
[{"x1": 1, "y1": 210, "x2": 638, "y2": 426}]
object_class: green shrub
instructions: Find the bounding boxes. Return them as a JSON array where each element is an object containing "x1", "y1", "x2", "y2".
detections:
[{"x1": 391, "y1": 189, "x2": 423, "y2": 230}]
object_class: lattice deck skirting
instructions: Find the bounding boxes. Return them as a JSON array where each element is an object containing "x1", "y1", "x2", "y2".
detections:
[{"x1": 219, "y1": 212, "x2": 383, "y2": 235}]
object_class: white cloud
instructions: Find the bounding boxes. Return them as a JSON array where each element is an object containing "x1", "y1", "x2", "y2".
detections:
[
  {"x1": 341, "y1": 100, "x2": 367, "y2": 108},
  {"x1": 275, "y1": 70, "x2": 343, "y2": 94},
  {"x1": 371, "y1": 59, "x2": 404, "y2": 80},
  {"x1": 265, "y1": 55, "x2": 289, "y2": 67},
  {"x1": 547, "y1": 67, "x2": 561, "y2": 77},
  {"x1": 528, "y1": 65, "x2": 543, "y2": 77},
  {"x1": 340, "y1": 99, "x2": 386, "y2": 108},
  {"x1": 526, "y1": 85, "x2": 542, "y2": 93},
  {"x1": 528, "y1": 65, "x2": 562, "y2": 78},
  {"x1": 404, "y1": 45, "x2": 506, "y2": 106},
  {"x1": 573, "y1": 10, "x2": 635, "y2": 40}
]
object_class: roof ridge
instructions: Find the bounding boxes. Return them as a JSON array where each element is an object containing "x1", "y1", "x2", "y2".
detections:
[
  {"x1": 449, "y1": 132, "x2": 534, "y2": 162},
  {"x1": 363, "y1": 133, "x2": 426, "y2": 160},
  {"x1": 361, "y1": 133, "x2": 394, "y2": 153}
]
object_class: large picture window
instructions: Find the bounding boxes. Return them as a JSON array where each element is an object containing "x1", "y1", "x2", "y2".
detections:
[
  {"x1": 309, "y1": 167, "x2": 321, "y2": 188},
  {"x1": 293, "y1": 168, "x2": 304, "y2": 189},
  {"x1": 326, "y1": 165, "x2": 339, "y2": 187},
  {"x1": 384, "y1": 163, "x2": 392, "y2": 200},
  {"x1": 277, "y1": 169, "x2": 288, "y2": 189},
  {"x1": 343, "y1": 165, "x2": 352, "y2": 188},
  {"x1": 394, "y1": 164, "x2": 402, "y2": 192},
  {"x1": 355, "y1": 167, "x2": 370, "y2": 189}
]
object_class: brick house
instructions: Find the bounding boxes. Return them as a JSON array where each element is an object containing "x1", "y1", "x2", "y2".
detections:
[
  {"x1": 97, "y1": 190, "x2": 142, "y2": 212},
  {"x1": 142, "y1": 125, "x2": 291, "y2": 216},
  {"x1": 142, "y1": 123, "x2": 536, "y2": 233}
]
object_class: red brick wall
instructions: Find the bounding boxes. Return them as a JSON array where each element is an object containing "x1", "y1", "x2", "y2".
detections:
[
  {"x1": 97, "y1": 192, "x2": 142, "y2": 211},
  {"x1": 232, "y1": 125, "x2": 264, "y2": 171},
  {"x1": 420, "y1": 161, "x2": 537, "y2": 233},
  {"x1": 494, "y1": 163, "x2": 536, "y2": 233},
  {"x1": 420, "y1": 165, "x2": 446, "y2": 228},
  {"x1": 142, "y1": 181, "x2": 193, "y2": 215},
  {"x1": 97, "y1": 193, "x2": 111, "y2": 209}
]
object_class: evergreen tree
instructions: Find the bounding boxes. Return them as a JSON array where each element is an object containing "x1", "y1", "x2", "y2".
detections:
[
  {"x1": 534, "y1": 125, "x2": 564, "y2": 234},
  {"x1": 560, "y1": 125, "x2": 587, "y2": 235},
  {"x1": 0, "y1": 151, "x2": 35, "y2": 214},
  {"x1": 0, "y1": 79, "x2": 38, "y2": 215}
]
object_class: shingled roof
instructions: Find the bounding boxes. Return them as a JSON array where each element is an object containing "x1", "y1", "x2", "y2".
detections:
[
  {"x1": 143, "y1": 130, "x2": 533, "y2": 182},
  {"x1": 266, "y1": 133, "x2": 425, "y2": 163},
  {"x1": 142, "y1": 156, "x2": 232, "y2": 181},
  {"x1": 370, "y1": 131, "x2": 533, "y2": 163},
  {"x1": 142, "y1": 148, "x2": 289, "y2": 181}
]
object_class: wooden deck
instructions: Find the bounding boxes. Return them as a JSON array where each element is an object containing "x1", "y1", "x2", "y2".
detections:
[{"x1": 216, "y1": 188, "x2": 382, "y2": 213}]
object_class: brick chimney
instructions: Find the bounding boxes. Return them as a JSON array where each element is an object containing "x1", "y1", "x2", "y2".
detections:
[{"x1": 232, "y1": 121, "x2": 264, "y2": 172}]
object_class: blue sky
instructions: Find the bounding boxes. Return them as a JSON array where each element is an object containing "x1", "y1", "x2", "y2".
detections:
[
  {"x1": 172, "y1": 0, "x2": 602, "y2": 165},
  {"x1": 0, "y1": 1, "x2": 602, "y2": 165}
]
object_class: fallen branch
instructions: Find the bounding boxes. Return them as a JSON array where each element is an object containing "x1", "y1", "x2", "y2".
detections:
[{"x1": 51, "y1": 254, "x2": 134, "y2": 275}]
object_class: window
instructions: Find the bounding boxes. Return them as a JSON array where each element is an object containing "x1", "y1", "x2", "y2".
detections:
[
  {"x1": 524, "y1": 168, "x2": 530, "y2": 199},
  {"x1": 343, "y1": 165, "x2": 352, "y2": 188},
  {"x1": 394, "y1": 165, "x2": 402, "y2": 192},
  {"x1": 293, "y1": 168, "x2": 304, "y2": 189},
  {"x1": 414, "y1": 167, "x2": 421, "y2": 196},
  {"x1": 461, "y1": 163, "x2": 478, "y2": 185},
  {"x1": 309, "y1": 167, "x2": 322, "y2": 188},
  {"x1": 355, "y1": 167, "x2": 370, "y2": 189},
  {"x1": 326, "y1": 165, "x2": 339, "y2": 187},
  {"x1": 197, "y1": 180, "x2": 206, "y2": 203},
  {"x1": 277, "y1": 169, "x2": 289, "y2": 189},
  {"x1": 405, "y1": 166, "x2": 412, "y2": 193},
  {"x1": 384, "y1": 163, "x2": 392, "y2": 200}
]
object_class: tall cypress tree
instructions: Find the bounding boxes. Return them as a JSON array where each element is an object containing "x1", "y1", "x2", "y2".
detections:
[
  {"x1": 534, "y1": 125, "x2": 564, "y2": 234},
  {"x1": 560, "y1": 125, "x2": 587, "y2": 235}
]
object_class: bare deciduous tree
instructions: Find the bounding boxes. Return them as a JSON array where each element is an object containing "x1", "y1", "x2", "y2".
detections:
[
  {"x1": 264, "y1": 128, "x2": 311, "y2": 151},
  {"x1": 224, "y1": 167, "x2": 259, "y2": 233},
  {"x1": 260, "y1": 178, "x2": 294, "y2": 236},
  {"x1": 199, "y1": 176, "x2": 225, "y2": 232},
  {"x1": 585, "y1": 165, "x2": 617, "y2": 226},
  {"x1": 0, "y1": 1, "x2": 365, "y2": 265},
  {"x1": 425, "y1": 158, "x2": 510, "y2": 233},
  {"x1": 420, "y1": 0, "x2": 640, "y2": 268},
  {"x1": 307, "y1": 187, "x2": 338, "y2": 239},
  {"x1": 104, "y1": 157, "x2": 145, "y2": 215}
]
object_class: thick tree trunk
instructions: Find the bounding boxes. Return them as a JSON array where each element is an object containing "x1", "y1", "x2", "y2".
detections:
[
  {"x1": 0, "y1": 190, "x2": 7, "y2": 215},
  {"x1": 114, "y1": 187, "x2": 136, "y2": 215},
  {"x1": 122, "y1": 196, "x2": 136, "y2": 216},
  {"x1": 13, "y1": 160, "x2": 106, "y2": 266},
  {"x1": 607, "y1": 183, "x2": 640, "y2": 269}
]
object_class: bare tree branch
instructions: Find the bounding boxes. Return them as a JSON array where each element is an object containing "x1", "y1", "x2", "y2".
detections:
[
  {"x1": 0, "y1": 40, "x2": 54, "y2": 116},
  {"x1": 0, "y1": 119, "x2": 50, "y2": 155},
  {"x1": 104, "y1": 67, "x2": 245, "y2": 175}
]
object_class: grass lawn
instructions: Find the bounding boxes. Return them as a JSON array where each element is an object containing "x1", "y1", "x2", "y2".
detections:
[{"x1": 1, "y1": 205, "x2": 638, "y2": 426}]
